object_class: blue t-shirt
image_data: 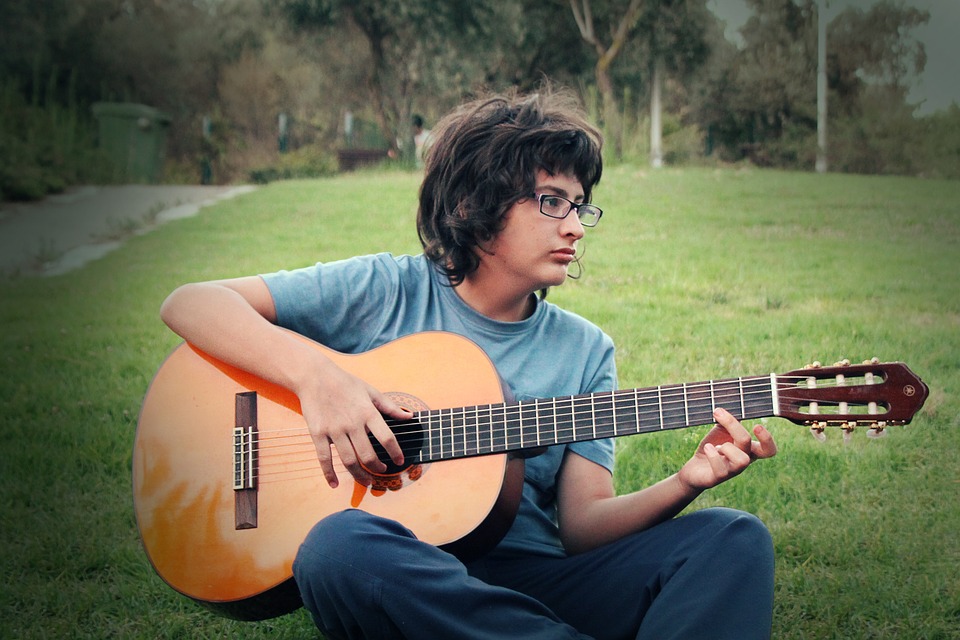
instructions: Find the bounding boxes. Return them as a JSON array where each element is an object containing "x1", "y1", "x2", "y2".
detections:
[{"x1": 261, "y1": 253, "x2": 618, "y2": 557}]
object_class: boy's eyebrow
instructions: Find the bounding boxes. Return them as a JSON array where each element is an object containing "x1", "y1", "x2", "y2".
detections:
[{"x1": 534, "y1": 183, "x2": 585, "y2": 202}]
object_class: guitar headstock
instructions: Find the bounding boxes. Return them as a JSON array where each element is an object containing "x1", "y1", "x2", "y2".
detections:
[{"x1": 777, "y1": 359, "x2": 928, "y2": 440}]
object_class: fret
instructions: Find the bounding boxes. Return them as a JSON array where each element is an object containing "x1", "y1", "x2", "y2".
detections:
[
  {"x1": 550, "y1": 397, "x2": 558, "y2": 446},
  {"x1": 487, "y1": 404, "x2": 506, "y2": 454},
  {"x1": 743, "y1": 376, "x2": 775, "y2": 419},
  {"x1": 520, "y1": 400, "x2": 539, "y2": 450},
  {"x1": 739, "y1": 377, "x2": 746, "y2": 419},
  {"x1": 659, "y1": 383, "x2": 686, "y2": 430},
  {"x1": 610, "y1": 391, "x2": 619, "y2": 435},
  {"x1": 594, "y1": 391, "x2": 617, "y2": 439},
  {"x1": 599, "y1": 393, "x2": 613, "y2": 437},
  {"x1": 554, "y1": 395, "x2": 574, "y2": 444},
  {"x1": 573, "y1": 396, "x2": 594, "y2": 442},
  {"x1": 684, "y1": 381, "x2": 716, "y2": 426},
  {"x1": 481, "y1": 403, "x2": 493, "y2": 454},
  {"x1": 451, "y1": 408, "x2": 464, "y2": 458},
  {"x1": 682, "y1": 382, "x2": 689, "y2": 427},
  {"x1": 770, "y1": 373, "x2": 780, "y2": 417},
  {"x1": 657, "y1": 386, "x2": 664, "y2": 429},
  {"x1": 463, "y1": 406, "x2": 478, "y2": 456},
  {"x1": 712, "y1": 378, "x2": 742, "y2": 419},
  {"x1": 633, "y1": 388, "x2": 641, "y2": 433},
  {"x1": 518, "y1": 400, "x2": 525, "y2": 449},
  {"x1": 636, "y1": 389, "x2": 661, "y2": 432},
  {"x1": 425, "y1": 411, "x2": 434, "y2": 460},
  {"x1": 505, "y1": 403, "x2": 521, "y2": 451},
  {"x1": 590, "y1": 394, "x2": 597, "y2": 439},
  {"x1": 442, "y1": 408, "x2": 454, "y2": 459}
]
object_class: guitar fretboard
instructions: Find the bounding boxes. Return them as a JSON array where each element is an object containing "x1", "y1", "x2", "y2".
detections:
[{"x1": 391, "y1": 375, "x2": 778, "y2": 464}]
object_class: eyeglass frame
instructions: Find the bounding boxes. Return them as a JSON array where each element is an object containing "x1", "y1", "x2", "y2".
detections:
[{"x1": 531, "y1": 193, "x2": 603, "y2": 227}]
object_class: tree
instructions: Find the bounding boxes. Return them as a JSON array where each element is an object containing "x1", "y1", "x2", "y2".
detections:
[
  {"x1": 827, "y1": 0, "x2": 928, "y2": 112},
  {"x1": 570, "y1": 0, "x2": 711, "y2": 163},
  {"x1": 698, "y1": 0, "x2": 930, "y2": 171},
  {"x1": 639, "y1": 0, "x2": 712, "y2": 166},
  {"x1": 276, "y1": 0, "x2": 491, "y2": 162},
  {"x1": 570, "y1": 0, "x2": 645, "y2": 157}
]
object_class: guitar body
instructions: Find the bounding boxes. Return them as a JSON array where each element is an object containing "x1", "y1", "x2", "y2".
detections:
[{"x1": 133, "y1": 331, "x2": 521, "y2": 620}]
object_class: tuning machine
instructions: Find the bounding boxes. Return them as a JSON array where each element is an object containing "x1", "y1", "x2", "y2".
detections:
[
  {"x1": 809, "y1": 421, "x2": 828, "y2": 442},
  {"x1": 866, "y1": 421, "x2": 888, "y2": 439}
]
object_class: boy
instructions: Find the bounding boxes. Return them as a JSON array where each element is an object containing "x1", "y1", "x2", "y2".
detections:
[{"x1": 161, "y1": 89, "x2": 777, "y2": 639}]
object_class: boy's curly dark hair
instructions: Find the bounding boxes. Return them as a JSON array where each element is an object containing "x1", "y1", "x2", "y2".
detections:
[{"x1": 417, "y1": 88, "x2": 603, "y2": 286}]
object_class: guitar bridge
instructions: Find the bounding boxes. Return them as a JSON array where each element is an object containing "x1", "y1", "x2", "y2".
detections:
[{"x1": 234, "y1": 392, "x2": 258, "y2": 530}]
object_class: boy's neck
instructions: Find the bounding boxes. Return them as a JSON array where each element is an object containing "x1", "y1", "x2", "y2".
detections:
[{"x1": 453, "y1": 273, "x2": 537, "y2": 323}]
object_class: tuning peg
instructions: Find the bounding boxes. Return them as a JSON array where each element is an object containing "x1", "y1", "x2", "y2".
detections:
[
  {"x1": 862, "y1": 357, "x2": 880, "y2": 365},
  {"x1": 841, "y1": 423, "x2": 856, "y2": 444},
  {"x1": 834, "y1": 358, "x2": 851, "y2": 367},
  {"x1": 804, "y1": 361, "x2": 822, "y2": 370},
  {"x1": 866, "y1": 421, "x2": 888, "y2": 439},
  {"x1": 809, "y1": 423, "x2": 827, "y2": 442}
]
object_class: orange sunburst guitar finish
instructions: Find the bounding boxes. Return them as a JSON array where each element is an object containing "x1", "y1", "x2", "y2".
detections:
[
  {"x1": 133, "y1": 331, "x2": 519, "y2": 620},
  {"x1": 133, "y1": 331, "x2": 927, "y2": 621}
]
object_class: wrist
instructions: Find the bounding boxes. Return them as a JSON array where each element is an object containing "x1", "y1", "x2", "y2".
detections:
[{"x1": 672, "y1": 471, "x2": 703, "y2": 501}]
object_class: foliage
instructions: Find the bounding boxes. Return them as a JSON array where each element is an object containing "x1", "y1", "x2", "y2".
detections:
[
  {"x1": 1, "y1": 0, "x2": 956, "y2": 202},
  {"x1": 248, "y1": 145, "x2": 338, "y2": 184},
  {"x1": 699, "y1": 0, "x2": 934, "y2": 170},
  {"x1": 0, "y1": 74, "x2": 110, "y2": 200},
  {"x1": 1, "y1": 169, "x2": 958, "y2": 639},
  {"x1": 274, "y1": 0, "x2": 495, "y2": 163}
]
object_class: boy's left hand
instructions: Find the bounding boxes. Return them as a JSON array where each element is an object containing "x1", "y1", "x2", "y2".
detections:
[{"x1": 678, "y1": 407, "x2": 778, "y2": 492}]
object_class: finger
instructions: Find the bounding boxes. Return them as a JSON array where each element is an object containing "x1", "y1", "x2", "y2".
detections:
[
  {"x1": 348, "y1": 421, "x2": 391, "y2": 474},
  {"x1": 703, "y1": 442, "x2": 732, "y2": 479},
  {"x1": 313, "y1": 436, "x2": 343, "y2": 489},
  {"x1": 369, "y1": 391, "x2": 409, "y2": 466},
  {"x1": 751, "y1": 423, "x2": 778, "y2": 459},
  {"x1": 330, "y1": 434, "x2": 374, "y2": 487},
  {"x1": 367, "y1": 416, "x2": 405, "y2": 466},
  {"x1": 373, "y1": 391, "x2": 414, "y2": 420},
  {"x1": 712, "y1": 408, "x2": 752, "y2": 452},
  {"x1": 715, "y1": 441, "x2": 751, "y2": 470}
]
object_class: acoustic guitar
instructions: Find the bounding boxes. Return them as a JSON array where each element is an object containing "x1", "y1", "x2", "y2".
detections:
[{"x1": 132, "y1": 331, "x2": 927, "y2": 620}]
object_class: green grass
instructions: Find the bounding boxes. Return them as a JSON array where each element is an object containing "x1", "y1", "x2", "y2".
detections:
[{"x1": 2, "y1": 168, "x2": 958, "y2": 638}]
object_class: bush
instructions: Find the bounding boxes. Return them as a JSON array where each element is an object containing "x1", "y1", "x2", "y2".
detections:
[
  {"x1": 248, "y1": 145, "x2": 338, "y2": 184},
  {"x1": 0, "y1": 76, "x2": 111, "y2": 201}
]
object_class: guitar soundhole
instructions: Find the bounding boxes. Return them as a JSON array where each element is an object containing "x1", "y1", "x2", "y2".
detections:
[
  {"x1": 373, "y1": 392, "x2": 430, "y2": 475},
  {"x1": 375, "y1": 418, "x2": 426, "y2": 475}
]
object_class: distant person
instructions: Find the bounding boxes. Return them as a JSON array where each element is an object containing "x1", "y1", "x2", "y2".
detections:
[
  {"x1": 412, "y1": 114, "x2": 432, "y2": 168},
  {"x1": 160, "y1": 88, "x2": 777, "y2": 639}
]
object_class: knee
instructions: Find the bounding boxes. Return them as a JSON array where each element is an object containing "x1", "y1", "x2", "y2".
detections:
[
  {"x1": 700, "y1": 507, "x2": 774, "y2": 567},
  {"x1": 294, "y1": 510, "x2": 412, "y2": 586}
]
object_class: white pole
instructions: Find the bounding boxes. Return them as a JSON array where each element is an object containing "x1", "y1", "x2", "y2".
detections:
[
  {"x1": 816, "y1": 0, "x2": 828, "y2": 173},
  {"x1": 650, "y1": 60, "x2": 663, "y2": 169}
]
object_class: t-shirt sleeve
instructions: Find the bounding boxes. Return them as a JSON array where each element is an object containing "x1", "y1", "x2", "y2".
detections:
[{"x1": 260, "y1": 254, "x2": 399, "y2": 353}]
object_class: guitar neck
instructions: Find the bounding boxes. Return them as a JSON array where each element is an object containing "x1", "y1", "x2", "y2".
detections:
[{"x1": 404, "y1": 375, "x2": 778, "y2": 463}]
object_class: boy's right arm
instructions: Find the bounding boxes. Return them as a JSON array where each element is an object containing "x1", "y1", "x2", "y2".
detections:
[{"x1": 160, "y1": 277, "x2": 408, "y2": 488}]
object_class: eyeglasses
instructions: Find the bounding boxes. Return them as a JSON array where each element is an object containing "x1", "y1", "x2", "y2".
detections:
[{"x1": 532, "y1": 193, "x2": 603, "y2": 227}]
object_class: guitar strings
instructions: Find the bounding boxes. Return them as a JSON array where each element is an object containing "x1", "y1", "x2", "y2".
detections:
[
  {"x1": 246, "y1": 374, "x2": 885, "y2": 482},
  {"x1": 252, "y1": 374, "x2": 879, "y2": 451}
]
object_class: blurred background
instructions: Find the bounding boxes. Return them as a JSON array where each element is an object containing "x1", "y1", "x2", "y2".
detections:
[{"x1": 2, "y1": 0, "x2": 957, "y2": 201}]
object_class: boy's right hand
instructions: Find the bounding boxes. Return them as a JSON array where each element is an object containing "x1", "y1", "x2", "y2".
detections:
[{"x1": 298, "y1": 366, "x2": 411, "y2": 488}]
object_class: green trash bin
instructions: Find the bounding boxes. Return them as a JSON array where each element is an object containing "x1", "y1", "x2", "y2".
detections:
[{"x1": 92, "y1": 102, "x2": 171, "y2": 183}]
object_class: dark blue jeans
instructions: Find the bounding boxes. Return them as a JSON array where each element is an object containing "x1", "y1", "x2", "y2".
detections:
[{"x1": 293, "y1": 507, "x2": 774, "y2": 639}]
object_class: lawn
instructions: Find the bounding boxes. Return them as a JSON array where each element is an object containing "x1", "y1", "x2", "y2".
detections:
[{"x1": 1, "y1": 167, "x2": 958, "y2": 638}]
